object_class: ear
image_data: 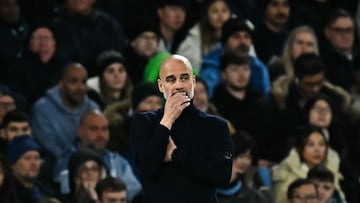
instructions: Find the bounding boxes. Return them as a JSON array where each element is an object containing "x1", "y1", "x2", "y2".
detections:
[
  {"x1": 221, "y1": 71, "x2": 227, "y2": 80},
  {"x1": 77, "y1": 127, "x2": 83, "y2": 140},
  {"x1": 192, "y1": 75, "x2": 196, "y2": 87},
  {"x1": 324, "y1": 27, "x2": 330, "y2": 39},
  {"x1": 157, "y1": 78, "x2": 164, "y2": 93}
]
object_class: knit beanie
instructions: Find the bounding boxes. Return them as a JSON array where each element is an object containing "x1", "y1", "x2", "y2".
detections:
[
  {"x1": 127, "y1": 21, "x2": 158, "y2": 42},
  {"x1": 96, "y1": 50, "x2": 125, "y2": 77},
  {"x1": 221, "y1": 17, "x2": 254, "y2": 45},
  {"x1": 131, "y1": 82, "x2": 162, "y2": 109},
  {"x1": 7, "y1": 135, "x2": 40, "y2": 165}
]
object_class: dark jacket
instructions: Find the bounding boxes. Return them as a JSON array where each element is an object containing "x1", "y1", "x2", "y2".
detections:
[
  {"x1": 130, "y1": 103, "x2": 233, "y2": 203},
  {"x1": 52, "y1": 6, "x2": 125, "y2": 77},
  {"x1": 217, "y1": 181, "x2": 267, "y2": 203}
]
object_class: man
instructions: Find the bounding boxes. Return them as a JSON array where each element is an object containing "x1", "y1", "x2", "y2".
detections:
[
  {"x1": 0, "y1": 0, "x2": 29, "y2": 82},
  {"x1": 130, "y1": 54, "x2": 233, "y2": 202},
  {"x1": 52, "y1": 0, "x2": 125, "y2": 77},
  {"x1": 1, "y1": 110, "x2": 31, "y2": 155},
  {"x1": 253, "y1": 0, "x2": 290, "y2": 65},
  {"x1": 96, "y1": 177, "x2": 128, "y2": 203},
  {"x1": 307, "y1": 164, "x2": 345, "y2": 203},
  {"x1": 54, "y1": 110, "x2": 141, "y2": 202},
  {"x1": 321, "y1": 8, "x2": 360, "y2": 91},
  {"x1": 78, "y1": 110, "x2": 141, "y2": 201},
  {"x1": 211, "y1": 50, "x2": 266, "y2": 135},
  {"x1": 261, "y1": 53, "x2": 350, "y2": 163},
  {"x1": 31, "y1": 63, "x2": 99, "y2": 160},
  {"x1": 201, "y1": 17, "x2": 271, "y2": 98},
  {"x1": 124, "y1": 22, "x2": 159, "y2": 85},
  {"x1": 156, "y1": 0, "x2": 187, "y2": 54},
  {"x1": 7, "y1": 135, "x2": 55, "y2": 203},
  {"x1": 287, "y1": 178, "x2": 319, "y2": 203}
]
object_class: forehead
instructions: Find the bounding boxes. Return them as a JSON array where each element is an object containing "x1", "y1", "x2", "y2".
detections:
[
  {"x1": 159, "y1": 58, "x2": 191, "y2": 79},
  {"x1": 295, "y1": 184, "x2": 316, "y2": 194},
  {"x1": 63, "y1": 65, "x2": 87, "y2": 79},
  {"x1": 83, "y1": 114, "x2": 107, "y2": 125},
  {"x1": 0, "y1": 95, "x2": 14, "y2": 102},
  {"x1": 332, "y1": 17, "x2": 353, "y2": 26},
  {"x1": 32, "y1": 27, "x2": 52, "y2": 36}
]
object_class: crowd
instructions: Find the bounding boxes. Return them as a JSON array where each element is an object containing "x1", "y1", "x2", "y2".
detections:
[{"x1": 1, "y1": 0, "x2": 360, "y2": 202}]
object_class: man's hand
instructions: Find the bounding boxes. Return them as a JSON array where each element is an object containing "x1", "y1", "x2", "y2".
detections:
[
  {"x1": 165, "y1": 137, "x2": 177, "y2": 162},
  {"x1": 160, "y1": 91, "x2": 190, "y2": 129}
]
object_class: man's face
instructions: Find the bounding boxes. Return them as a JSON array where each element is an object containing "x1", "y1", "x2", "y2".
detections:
[
  {"x1": 131, "y1": 32, "x2": 158, "y2": 58},
  {"x1": 222, "y1": 63, "x2": 251, "y2": 91},
  {"x1": 0, "y1": 0, "x2": 20, "y2": 24},
  {"x1": 101, "y1": 190, "x2": 127, "y2": 203},
  {"x1": 79, "y1": 114, "x2": 109, "y2": 149},
  {"x1": 4, "y1": 122, "x2": 31, "y2": 141},
  {"x1": 312, "y1": 180, "x2": 335, "y2": 203},
  {"x1": 135, "y1": 96, "x2": 163, "y2": 112},
  {"x1": 157, "y1": 58, "x2": 195, "y2": 100},
  {"x1": 265, "y1": 0, "x2": 289, "y2": 28},
  {"x1": 0, "y1": 95, "x2": 15, "y2": 123},
  {"x1": 67, "y1": 0, "x2": 95, "y2": 15},
  {"x1": 325, "y1": 17, "x2": 354, "y2": 53},
  {"x1": 60, "y1": 66, "x2": 87, "y2": 107},
  {"x1": 226, "y1": 31, "x2": 252, "y2": 53},
  {"x1": 309, "y1": 100, "x2": 332, "y2": 128},
  {"x1": 193, "y1": 81, "x2": 209, "y2": 112},
  {"x1": 298, "y1": 73, "x2": 324, "y2": 99},
  {"x1": 157, "y1": 5, "x2": 186, "y2": 31},
  {"x1": 29, "y1": 27, "x2": 56, "y2": 57},
  {"x1": 230, "y1": 150, "x2": 252, "y2": 183},
  {"x1": 12, "y1": 151, "x2": 41, "y2": 182},
  {"x1": 290, "y1": 184, "x2": 319, "y2": 203}
]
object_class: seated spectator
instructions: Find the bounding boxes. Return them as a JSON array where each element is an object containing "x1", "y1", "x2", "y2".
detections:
[
  {"x1": 8, "y1": 23, "x2": 70, "y2": 106},
  {"x1": 271, "y1": 125, "x2": 344, "y2": 203},
  {"x1": 307, "y1": 164, "x2": 344, "y2": 203},
  {"x1": 68, "y1": 148, "x2": 109, "y2": 203},
  {"x1": 7, "y1": 135, "x2": 58, "y2": 203},
  {"x1": 286, "y1": 178, "x2": 319, "y2": 203},
  {"x1": 269, "y1": 25, "x2": 318, "y2": 82},
  {"x1": 124, "y1": 21, "x2": 160, "y2": 85},
  {"x1": 0, "y1": 154, "x2": 19, "y2": 203},
  {"x1": 31, "y1": 63, "x2": 99, "y2": 161},
  {"x1": 52, "y1": 0, "x2": 126, "y2": 77},
  {"x1": 0, "y1": 85, "x2": 17, "y2": 126},
  {"x1": 0, "y1": 0, "x2": 29, "y2": 82},
  {"x1": 0, "y1": 110, "x2": 31, "y2": 155},
  {"x1": 201, "y1": 17, "x2": 270, "y2": 98},
  {"x1": 216, "y1": 130, "x2": 267, "y2": 203},
  {"x1": 177, "y1": 0, "x2": 231, "y2": 71},
  {"x1": 96, "y1": 176, "x2": 128, "y2": 203},
  {"x1": 87, "y1": 50, "x2": 132, "y2": 126}
]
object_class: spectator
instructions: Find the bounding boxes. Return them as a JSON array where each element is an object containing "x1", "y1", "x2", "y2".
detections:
[
  {"x1": 7, "y1": 135, "x2": 57, "y2": 203},
  {"x1": 0, "y1": 154, "x2": 19, "y2": 203},
  {"x1": 216, "y1": 130, "x2": 267, "y2": 203},
  {"x1": 0, "y1": 0, "x2": 29, "y2": 82},
  {"x1": 8, "y1": 23, "x2": 70, "y2": 106},
  {"x1": 52, "y1": 0, "x2": 126, "y2": 77},
  {"x1": 96, "y1": 176, "x2": 128, "y2": 203},
  {"x1": 269, "y1": 25, "x2": 318, "y2": 82},
  {"x1": 31, "y1": 63, "x2": 99, "y2": 160},
  {"x1": 124, "y1": 21, "x2": 159, "y2": 85},
  {"x1": 271, "y1": 125, "x2": 344, "y2": 203},
  {"x1": 307, "y1": 164, "x2": 344, "y2": 203},
  {"x1": 253, "y1": 0, "x2": 290, "y2": 65},
  {"x1": 201, "y1": 17, "x2": 270, "y2": 98},
  {"x1": 321, "y1": 8, "x2": 360, "y2": 91},
  {"x1": 286, "y1": 178, "x2": 319, "y2": 203},
  {"x1": 68, "y1": 148, "x2": 109, "y2": 203},
  {"x1": 1, "y1": 110, "x2": 31, "y2": 155},
  {"x1": 177, "y1": 0, "x2": 231, "y2": 71}
]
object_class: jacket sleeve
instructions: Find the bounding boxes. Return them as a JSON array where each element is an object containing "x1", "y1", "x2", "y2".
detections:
[
  {"x1": 171, "y1": 119, "x2": 233, "y2": 186},
  {"x1": 130, "y1": 112, "x2": 170, "y2": 177}
]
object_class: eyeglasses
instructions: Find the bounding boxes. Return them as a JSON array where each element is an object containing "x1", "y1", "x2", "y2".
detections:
[
  {"x1": 293, "y1": 194, "x2": 318, "y2": 202},
  {"x1": 329, "y1": 27, "x2": 354, "y2": 34}
]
